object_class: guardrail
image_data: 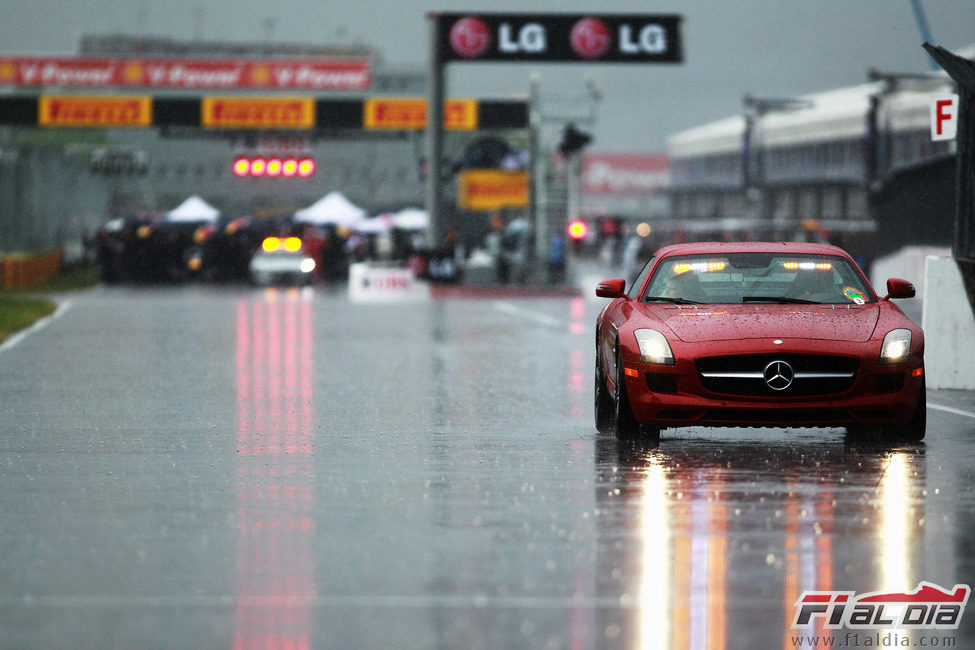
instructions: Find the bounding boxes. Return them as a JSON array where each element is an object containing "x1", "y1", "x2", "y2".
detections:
[{"x1": 0, "y1": 248, "x2": 63, "y2": 288}]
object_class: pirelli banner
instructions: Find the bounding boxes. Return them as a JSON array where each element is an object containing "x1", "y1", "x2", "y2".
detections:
[
  {"x1": 201, "y1": 97, "x2": 316, "y2": 130},
  {"x1": 0, "y1": 95, "x2": 528, "y2": 130},
  {"x1": 457, "y1": 169, "x2": 529, "y2": 210},
  {"x1": 38, "y1": 95, "x2": 153, "y2": 127},
  {"x1": 363, "y1": 98, "x2": 479, "y2": 130}
]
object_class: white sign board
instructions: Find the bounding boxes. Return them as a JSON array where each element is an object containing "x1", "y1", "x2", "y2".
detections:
[
  {"x1": 348, "y1": 263, "x2": 431, "y2": 302},
  {"x1": 931, "y1": 94, "x2": 959, "y2": 141}
]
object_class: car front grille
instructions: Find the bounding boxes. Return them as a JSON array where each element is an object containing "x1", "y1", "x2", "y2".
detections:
[{"x1": 696, "y1": 354, "x2": 859, "y2": 397}]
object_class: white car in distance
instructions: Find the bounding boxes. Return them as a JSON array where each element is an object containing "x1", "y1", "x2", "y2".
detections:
[{"x1": 249, "y1": 236, "x2": 316, "y2": 286}]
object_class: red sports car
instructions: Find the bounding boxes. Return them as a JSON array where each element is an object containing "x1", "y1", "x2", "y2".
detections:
[{"x1": 594, "y1": 241, "x2": 925, "y2": 441}]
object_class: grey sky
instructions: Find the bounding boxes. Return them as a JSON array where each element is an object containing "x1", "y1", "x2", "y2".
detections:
[{"x1": 2, "y1": 0, "x2": 973, "y2": 151}]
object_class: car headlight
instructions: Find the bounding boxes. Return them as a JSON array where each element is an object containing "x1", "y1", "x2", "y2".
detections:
[
  {"x1": 300, "y1": 258, "x2": 316, "y2": 273},
  {"x1": 634, "y1": 329, "x2": 675, "y2": 365},
  {"x1": 880, "y1": 329, "x2": 912, "y2": 364}
]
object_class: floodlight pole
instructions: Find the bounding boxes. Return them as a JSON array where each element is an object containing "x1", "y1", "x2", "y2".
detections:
[
  {"x1": 740, "y1": 95, "x2": 813, "y2": 224},
  {"x1": 425, "y1": 12, "x2": 445, "y2": 250},
  {"x1": 529, "y1": 75, "x2": 545, "y2": 267}
]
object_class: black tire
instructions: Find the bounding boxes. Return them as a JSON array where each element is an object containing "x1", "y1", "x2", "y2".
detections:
[
  {"x1": 844, "y1": 424, "x2": 876, "y2": 438},
  {"x1": 888, "y1": 376, "x2": 926, "y2": 442},
  {"x1": 643, "y1": 425, "x2": 662, "y2": 443},
  {"x1": 614, "y1": 348, "x2": 644, "y2": 439},
  {"x1": 594, "y1": 352, "x2": 615, "y2": 433}
]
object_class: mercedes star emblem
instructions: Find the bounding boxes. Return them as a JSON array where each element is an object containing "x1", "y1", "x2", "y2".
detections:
[{"x1": 764, "y1": 360, "x2": 795, "y2": 391}]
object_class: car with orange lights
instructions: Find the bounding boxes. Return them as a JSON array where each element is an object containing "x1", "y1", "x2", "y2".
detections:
[
  {"x1": 248, "y1": 236, "x2": 316, "y2": 286},
  {"x1": 594, "y1": 241, "x2": 925, "y2": 442}
]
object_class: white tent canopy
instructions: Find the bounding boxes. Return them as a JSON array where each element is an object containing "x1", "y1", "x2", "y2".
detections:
[
  {"x1": 294, "y1": 191, "x2": 366, "y2": 226},
  {"x1": 391, "y1": 207, "x2": 429, "y2": 231},
  {"x1": 165, "y1": 195, "x2": 220, "y2": 223},
  {"x1": 351, "y1": 213, "x2": 394, "y2": 234}
]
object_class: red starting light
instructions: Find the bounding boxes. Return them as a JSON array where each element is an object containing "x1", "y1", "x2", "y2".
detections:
[
  {"x1": 232, "y1": 158, "x2": 251, "y2": 177},
  {"x1": 568, "y1": 220, "x2": 588, "y2": 240},
  {"x1": 233, "y1": 157, "x2": 315, "y2": 178},
  {"x1": 297, "y1": 158, "x2": 315, "y2": 177}
]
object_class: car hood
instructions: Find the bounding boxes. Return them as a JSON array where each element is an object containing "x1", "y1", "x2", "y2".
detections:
[{"x1": 642, "y1": 303, "x2": 879, "y2": 343}]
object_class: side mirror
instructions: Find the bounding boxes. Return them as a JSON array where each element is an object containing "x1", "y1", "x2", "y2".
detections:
[
  {"x1": 596, "y1": 277, "x2": 627, "y2": 299},
  {"x1": 885, "y1": 277, "x2": 916, "y2": 300}
]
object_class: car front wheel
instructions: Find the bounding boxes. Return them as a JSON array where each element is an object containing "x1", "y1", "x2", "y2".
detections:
[
  {"x1": 614, "y1": 348, "x2": 651, "y2": 440},
  {"x1": 889, "y1": 377, "x2": 926, "y2": 442},
  {"x1": 594, "y1": 353, "x2": 614, "y2": 434}
]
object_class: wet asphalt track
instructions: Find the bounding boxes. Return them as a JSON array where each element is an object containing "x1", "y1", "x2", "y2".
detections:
[{"x1": 1, "y1": 282, "x2": 974, "y2": 649}]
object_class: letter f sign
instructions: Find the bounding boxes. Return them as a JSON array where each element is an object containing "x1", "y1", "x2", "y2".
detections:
[{"x1": 931, "y1": 94, "x2": 959, "y2": 141}]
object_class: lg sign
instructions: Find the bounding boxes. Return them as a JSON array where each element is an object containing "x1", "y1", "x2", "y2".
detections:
[
  {"x1": 502, "y1": 23, "x2": 547, "y2": 54},
  {"x1": 439, "y1": 13, "x2": 682, "y2": 63}
]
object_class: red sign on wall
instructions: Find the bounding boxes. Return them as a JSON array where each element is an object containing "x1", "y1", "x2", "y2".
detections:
[
  {"x1": 0, "y1": 56, "x2": 371, "y2": 91},
  {"x1": 582, "y1": 153, "x2": 670, "y2": 196}
]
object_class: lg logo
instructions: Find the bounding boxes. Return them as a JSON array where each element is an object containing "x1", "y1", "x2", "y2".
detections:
[
  {"x1": 449, "y1": 17, "x2": 492, "y2": 58},
  {"x1": 499, "y1": 23, "x2": 547, "y2": 53},
  {"x1": 450, "y1": 19, "x2": 549, "y2": 57},
  {"x1": 619, "y1": 24, "x2": 668, "y2": 54},
  {"x1": 570, "y1": 18, "x2": 611, "y2": 59},
  {"x1": 571, "y1": 18, "x2": 668, "y2": 58}
]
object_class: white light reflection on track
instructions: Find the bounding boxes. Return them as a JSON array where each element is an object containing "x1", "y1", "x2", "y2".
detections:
[
  {"x1": 879, "y1": 452, "x2": 910, "y2": 592},
  {"x1": 639, "y1": 458, "x2": 672, "y2": 649},
  {"x1": 234, "y1": 289, "x2": 315, "y2": 650},
  {"x1": 621, "y1": 442, "x2": 927, "y2": 649}
]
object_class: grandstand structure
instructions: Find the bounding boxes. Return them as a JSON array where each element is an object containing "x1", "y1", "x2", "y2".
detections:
[{"x1": 666, "y1": 56, "x2": 966, "y2": 261}]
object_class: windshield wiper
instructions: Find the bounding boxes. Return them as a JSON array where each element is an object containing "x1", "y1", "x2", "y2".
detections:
[
  {"x1": 643, "y1": 296, "x2": 705, "y2": 305},
  {"x1": 742, "y1": 296, "x2": 819, "y2": 304}
]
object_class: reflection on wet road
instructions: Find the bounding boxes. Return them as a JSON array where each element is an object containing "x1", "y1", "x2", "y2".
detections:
[
  {"x1": 234, "y1": 295, "x2": 315, "y2": 648},
  {"x1": 596, "y1": 436, "x2": 932, "y2": 649},
  {"x1": 0, "y1": 286, "x2": 972, "y2": 648}
]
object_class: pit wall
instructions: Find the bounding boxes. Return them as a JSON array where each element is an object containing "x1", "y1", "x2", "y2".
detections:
[
  {"x1": 922, "y1": 255, "x2": 975, "y2": 390},
  {"x1": 869, "y1": 246, "x2": 950, "y2": 310}
]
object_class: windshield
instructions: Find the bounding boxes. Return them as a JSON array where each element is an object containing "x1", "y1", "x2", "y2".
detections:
[{"x1": 642, "y1": 253, "x2": 874, "y2": 305}]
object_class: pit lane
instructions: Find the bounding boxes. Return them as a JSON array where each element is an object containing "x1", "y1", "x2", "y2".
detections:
[{"x1": 0, "y1": 284, "x2": 972, "y2": 648}]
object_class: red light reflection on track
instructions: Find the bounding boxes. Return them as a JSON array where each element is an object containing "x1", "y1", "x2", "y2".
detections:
[
  {"x1": 234, "y1": 293, "x2": 315, "y2": 649},
  {"x1": 782, "y1": 486, "x2": 834, "y2": 649}
]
